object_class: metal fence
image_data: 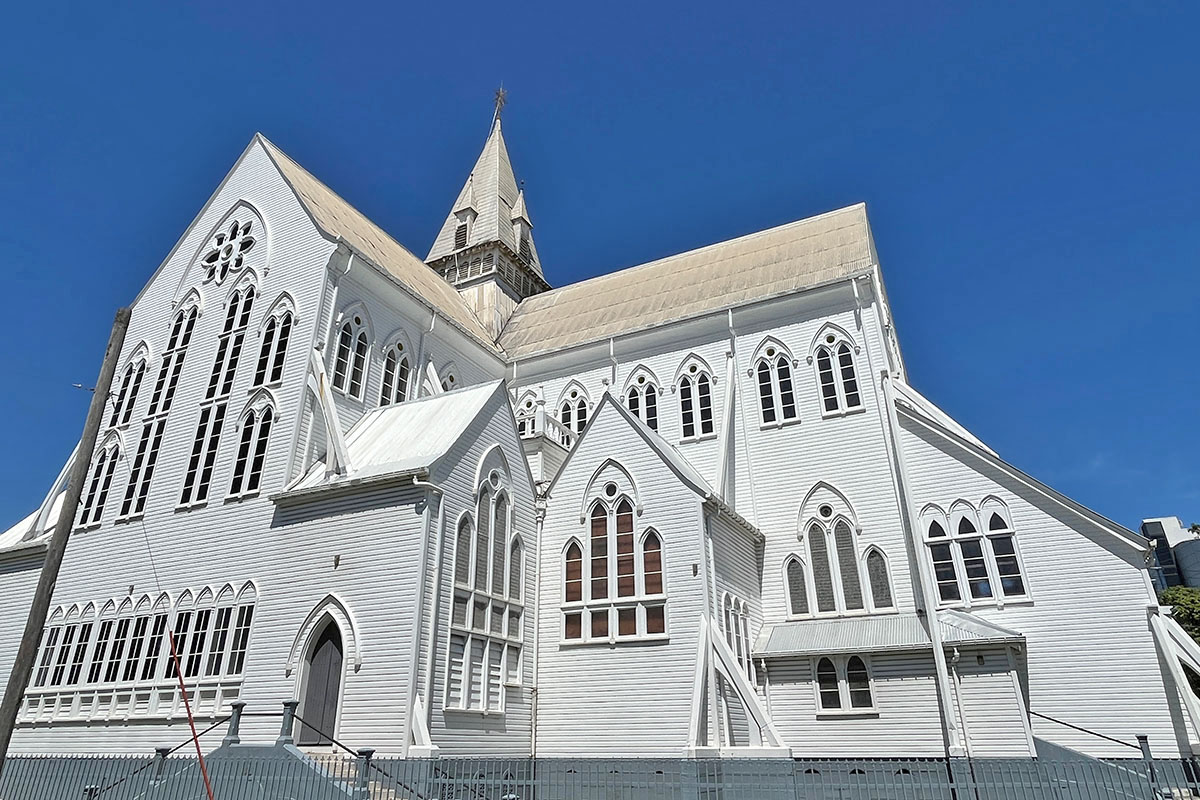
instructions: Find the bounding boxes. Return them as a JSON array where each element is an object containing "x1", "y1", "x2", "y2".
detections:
[{"x1": 2, "y1": 754, "x2": 1199, "y2": 799}]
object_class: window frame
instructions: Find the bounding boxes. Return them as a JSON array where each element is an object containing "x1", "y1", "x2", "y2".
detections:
[
  {"x1": 922, "y1": 502, "x2": 1030, "y2": 610},
  {"x1": 560, "y1": 498, "x2": 669, "y2": 646},
  {"x1": 802, "y1": 515, "x2": 869, "y2": 618},
  {"x1": 752, "y1": 340, "x2": 800, "y2": 428},
  {"x1": 809, "y1": 331, "x2": 865, "y2": 418},
  {"x1": 331, "y1": 310, "x2": 371, "y2": 401},
  {"x1": 812, "y1": 653, "x2": 878, "y2": 716}
]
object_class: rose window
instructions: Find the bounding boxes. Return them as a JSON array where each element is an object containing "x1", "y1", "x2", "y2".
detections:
[{"x1": 201, "y1": 219, "x2": 256, "y2": 284}]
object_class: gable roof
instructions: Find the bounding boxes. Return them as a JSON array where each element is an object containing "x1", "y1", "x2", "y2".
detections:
[
  {"x1": 894, "y1": 383, "x2": 1148, "y2": 554},
  {"x1": 281, "y1": 381, "x2": 503, "y2": 498},
  {"x1": 548, "y1": 393, "x2": 759, "y2": 538},
  {"x1": 500, "y1": 203, "x2": 875, "y2": 360},
  {"x1": 255, "y1": 135, "x2": 499, "y2": 352},
  {"x1": 425, "y1": 119, "x2": 543, "y2": 276}
]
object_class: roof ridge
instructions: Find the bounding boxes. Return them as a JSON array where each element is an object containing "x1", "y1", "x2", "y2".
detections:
[{"x1": 515, "y1": 203, "x2": 868, "y2": 308}]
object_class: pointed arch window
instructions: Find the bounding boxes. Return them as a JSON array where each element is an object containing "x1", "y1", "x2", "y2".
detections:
[
  {"x1": 815, "y1": 654, "x2": 875, "y2": 712},
  {"x1": 109, "y1": 358, "x2": 146, "y2": 428},
  {"x1": 254, "y1": 310, "x2": 293, "y2": 388},
  {"x1": 679, "y1": 370, "x2": 715, "y2": 440},
  {"x1": 230, "y1": 405, "x2": 274, "y2": 497},
  {"x1": 625, "y1": 374, "x2": 659, "y2": 431},
  {"x1": 332, "y1": 313, "x2": 369, "y2": 399},
  {"x1": 564, "y1": 497, "x2": 667, "y2": 642},
  {"x1": 78, "y1": 441, "x2": 120, "y2": 528},
  {"x1": 379, "y1": 342, "x2": 411, "y2": 406},
  {"x1": 924, "y1": 505, "x2": 1026, "y2": 606},
  {"x1": 722, "y1": 594, "x2": 754, "y2": 678},
  {"x1": 558, "y1": 386, "x2": 589, "y2": 434},
  {"x1": 865, "y1": 549, "x2": 894, "y2": 610},
  {"x1": 785, "y1": 557, "x2": 810, "y2": 617},
  {"x1": 206, "y1": 285, "x2": 255, "y2": 401},
  {"x1": 814, "y1": 334, "x2": 863, "y2": 416},
  {"x1": 755, "y1": 343, "x2": 797, "y2": 425},
  {"x1": 447, "y1": 474, "x2": 524, "y2": 713},
  {"x1": 805, "y1": 514, "x2": 869, "y2": 616}
]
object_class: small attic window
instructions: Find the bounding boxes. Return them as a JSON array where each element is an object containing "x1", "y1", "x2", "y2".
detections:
[{"x1": 454, "y1": 223, "x2": 468, "y2": 250}]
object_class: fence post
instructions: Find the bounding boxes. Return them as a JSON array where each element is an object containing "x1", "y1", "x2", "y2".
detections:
[
  {"x1": 152, "y1": 746, "x2": 172, "y2": 785},
  {"x1": 947, "y1": 757, "x2": 973, "y2": 800},
  {"x1": 277, "y1": 700, "x2": 298, "y2": 746},
  {"x1": 222, "y1": 701, "x2": 246, "y2": 746},
  {"x1": 354, "y1": 748, "x2": 375, "y2": 800},
  {"x1": 1137, "y1": 734, "x2": 1158, "y2": 786}
]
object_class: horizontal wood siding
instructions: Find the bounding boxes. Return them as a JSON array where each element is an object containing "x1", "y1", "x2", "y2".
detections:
[
  {"x1": 898, "y1": 415, "x2": 1182, "y2": 757},
  {"x1": 954, "y1": 646, "x2": 1033, "y2": 757}
]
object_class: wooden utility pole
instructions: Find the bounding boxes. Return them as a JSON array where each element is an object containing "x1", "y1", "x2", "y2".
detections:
[{"x1": 0, "y1": 307, "x2": 130, "y2": 774}]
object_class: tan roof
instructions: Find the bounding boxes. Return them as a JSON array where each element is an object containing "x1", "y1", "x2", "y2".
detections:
[
  {"x1": 500, "y1": 204, "x2": 875, "y2": 360},
  {"x1": 257, "y1": 135, "x2": 499, "y2": 350}
]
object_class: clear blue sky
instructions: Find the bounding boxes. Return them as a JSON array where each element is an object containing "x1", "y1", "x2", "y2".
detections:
[{"x1": 0, "y1": 2, "x2": 1195, "y2": 531}]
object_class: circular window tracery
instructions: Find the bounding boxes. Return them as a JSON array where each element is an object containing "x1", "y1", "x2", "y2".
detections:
[
  {"x1": 201, "y1": 219, "x2": 257, "y2": 284},
  {"x1": 818, "y1": 504, "x2": 833, "y2": 519}
]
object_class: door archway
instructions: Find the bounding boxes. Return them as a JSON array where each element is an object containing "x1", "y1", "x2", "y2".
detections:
[{"x1": 298, "y1": 620, "x2": 343, "y2": 745}]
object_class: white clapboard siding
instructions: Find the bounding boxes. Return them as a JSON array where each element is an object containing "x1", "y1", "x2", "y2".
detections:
[
  {"x1": 765, "y1": 651, "x2": 947, "y2": 757},
  {"x1": 898, "y1": 413, "x2": 1182, "y2": 757},
  {"x1": 534, "y1": 400, "x2": 710, "y2": 757},
  {"x1": 953, "y1": 646, "x2": 1034, "y2": 757}
]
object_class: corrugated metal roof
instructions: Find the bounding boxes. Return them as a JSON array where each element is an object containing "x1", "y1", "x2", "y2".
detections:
[
  {"x1": 256, "y1": 135, "x2": 499, "y2": 350},
  {"x1": 290, "y1": 382, "x2": 501, "y2": 492},
  {"x1": 500, "y1": 204, "x2": 874, "y2": 360},
  {"x1": 754, "y1": 611, "x2": 1023, "y2": 658}
]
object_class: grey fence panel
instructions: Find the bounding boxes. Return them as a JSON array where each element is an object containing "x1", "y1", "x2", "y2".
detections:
[{"x1": 5, "y1": 755, "x2": 1200, "y2": 799}]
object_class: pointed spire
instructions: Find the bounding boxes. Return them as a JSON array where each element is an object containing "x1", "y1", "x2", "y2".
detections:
[{"x1": 425, "y1": 101, "x2": 545, "y2": 285}]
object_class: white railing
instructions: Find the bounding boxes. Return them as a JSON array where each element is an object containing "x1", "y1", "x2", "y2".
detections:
[{"x1": 515, "y1": 404, "x2": 575, "y2": 449}]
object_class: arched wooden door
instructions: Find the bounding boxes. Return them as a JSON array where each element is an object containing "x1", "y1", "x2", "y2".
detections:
[{"x1": 298, "y1": 622, "x2": 343, "y2": 745}]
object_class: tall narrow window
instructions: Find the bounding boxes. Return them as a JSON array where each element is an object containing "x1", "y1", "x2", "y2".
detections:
[
  {"x1": 866, "y1": 550, "x2": 893, "y2": 609},
  {"x1": 79, "y1": 443, "x2": 120, "y2": 527},
  {"x1": 109, "y1": 360, "x2": 146, "y2": 427},
  {"x1": 808, "y1": 523, "x2": 837, "y2": 613},
  {"x1": 558, "y1": 387, "x2": 589, "y2": 434},
  {"x1": 786, "y1": 558, "x2": 809, "y2": 617},
  {"x1": 331, "y1": 313, "x2": 369, "y2": 399},
  {"x1": 755, "y1": 343, "x2": 798, "y2": 425},
  {"x1": 230, "y1": 405, "x2": 274, "y2": 496},
  {"x1": 697, "y1": 374, "x2": 714, "y2": 435},
  {"x1": 927, "y1": 520, "x2": 962, "y2": 602},
  {"x1": 625, "y1": 377, "x2": 659, "y2": 431},
  {"x1": 564, "y1": 542, "x2": 583, "y2": 604},
  {"x1": 446, "y1": 474, "x2": 523, "y2": 712},
  {"x1": 122, "y1": 307, "x2": 196, "y2": 517},
  {"x1": 814, "y1": 336, "x2": 863, "y2": 415},
  {"x1": 846, "y1": 656, "x2": 873, "y2": 708},
  {"x1": 590, "y1": 504, "x2": 608, "y2": 601},
  {"x1": 816, "y1": 657, "x2": 840, "y2": 710},
  {"x1": 987, "y1": 512, "x2": 1026, "y2": 597},
  {"x1": 254, "y1": 311, "x2": 293, "y2": 387},
  {"x1": 834, "y1": 520, "x2": 863, "y2": 611},
  {"x1": 679, "y1": 377, "x2": 696, "y2": 438},
  {"x1": 958, "y1": 517, "x2": 993, "y2": 600},
  {"x1": 379, "y1": 344, "x2": 411, "y2": 406}
]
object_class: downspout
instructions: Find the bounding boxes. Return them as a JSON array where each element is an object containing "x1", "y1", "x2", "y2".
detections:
[
  {"x1": 730, "y1": 311, "x2": 761, "y2": 525},
  {"x1": 880, "y1": 370, "x2": 965, "y2": 757},
  {"x1": 530, "y1": 497, "x2": 547, "y2": 757},
  {"x1": 416, "y1": 478, "x2": 447, "y2": 748},
  {"x1": 701, "y1": 505, "x2": 720, "y2": 749},
  {"x1": 714, "y1": 310, "x2": 738, "y2": 503},
  {"x1": 608, "y1": 338, "x2": 618, "y2": 393},
  {"x1": 402, "y1": 477, "x2": 441, "y2": 756}
]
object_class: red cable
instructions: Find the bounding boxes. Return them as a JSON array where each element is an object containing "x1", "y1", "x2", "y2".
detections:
[{"x1": 166, "y1": 629, "x2": 215, "y2": 800}]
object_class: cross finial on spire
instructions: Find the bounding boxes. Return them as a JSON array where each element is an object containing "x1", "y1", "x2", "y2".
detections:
[{"x1": 493, "y1": 85, "x2": 507, "y2": 124}]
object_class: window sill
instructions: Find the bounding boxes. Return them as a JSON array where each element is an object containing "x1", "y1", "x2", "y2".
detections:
[
  {"x1": 940, "y1": 597, "x2": 1033, "y2": 612},
  {"x1": 759, "y1": 417, "x2": 801, "y2": 431},
  {"x1": 443, "y1": 707, "x2": 506, "y2": 719},
  {"x1": 559, "y1": 634, "x2": 670, "y2": 648},
  {"x1": 786, "y1": 608, "x2": 894, "y2": 622},
  {"x1": 175, "y1": 500, "x2": 209, "y2": 512},
  {"x1": 816, "y1": 710, "x2": 879, "y2": 720},
  {"x1": 224, "y1": 491, "x2": 261, "y2": 504},
  {"x1": 74, "y1": 522, "x2": 102, "y2": 533},
  {"x1": 679, "y1": 432, "x2": 718, "y2": 445},
  {"x1": 114, "y1": 514, "x2": 144, "y2": 525},
  {"x1": 819, "y1": 405, "x2": 867, "y2": 420}
]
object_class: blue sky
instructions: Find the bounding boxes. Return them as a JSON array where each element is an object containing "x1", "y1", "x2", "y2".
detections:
[{"x1": 0, "y1": 2, "x2": 1196, "y2": 531}]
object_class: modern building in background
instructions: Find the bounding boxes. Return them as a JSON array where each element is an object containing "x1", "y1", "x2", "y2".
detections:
[
  {"x1": 2, "y1": 117, "x2": 1200, "y2": 762},
  {"x1": 1145, "y1": 517, "x2": 1200, "y2": 592}
]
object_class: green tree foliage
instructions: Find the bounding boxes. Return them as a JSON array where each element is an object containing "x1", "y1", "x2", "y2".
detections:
[{"x1": 1161, "y1": 586, "x2": 1200, "y2": 642}]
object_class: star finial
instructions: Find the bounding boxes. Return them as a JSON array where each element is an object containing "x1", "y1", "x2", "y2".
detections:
[{"x1": 493, "y1": 85, "x2": 507, "y2": 124}]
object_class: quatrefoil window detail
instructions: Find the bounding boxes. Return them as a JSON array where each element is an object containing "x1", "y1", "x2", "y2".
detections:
[{"x1": 202, "y1": 219, "x2": 256, "y2": 284}]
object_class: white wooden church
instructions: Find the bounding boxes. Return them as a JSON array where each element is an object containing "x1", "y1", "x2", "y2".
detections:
[{"x1": 2, "y1": 113, "x2": 1199, "y2": 761}]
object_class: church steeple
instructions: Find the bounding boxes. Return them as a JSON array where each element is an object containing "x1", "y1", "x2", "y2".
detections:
[{"x1": 426, "y1": 105, "x2": 548, "y2": 339}]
